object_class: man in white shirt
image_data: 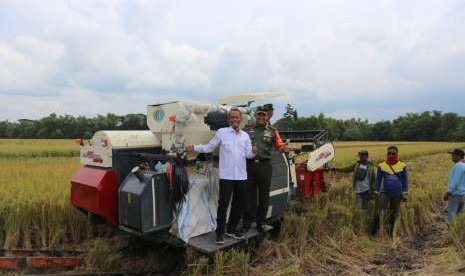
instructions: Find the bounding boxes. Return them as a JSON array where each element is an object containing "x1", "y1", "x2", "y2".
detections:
[{"x1": 186, "y1": 108, "x2": 256, "y2": 244}]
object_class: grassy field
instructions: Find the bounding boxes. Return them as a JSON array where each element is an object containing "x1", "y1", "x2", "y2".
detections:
[
  {"x1": 0, "y1": 139, "x2": 465, "y2": 274},
  {"x1": 330, "y1": 141, "x2": 464, "y2": 166},
  {"x1": 0, "y1": 139, "x2": 88, "y2": 249},
  {"x1": 189, "y1": 152, "x2": 465, "y2": 275},
  {"x1": 0, "y1": 139, "x2": 78, "y2": 158}
]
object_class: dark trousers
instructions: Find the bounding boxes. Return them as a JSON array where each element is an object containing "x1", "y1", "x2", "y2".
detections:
[
  {"x1": 243, "y1": 160, "x2": 272, "y2": 228},
  {"x1": 356, "y1": 191, "x2": 370, "y2": 210},
  {"x1": 216, "y1": 179, "x2": 247, "y2": 236},
  {"x1": 371, "y1": 193, "x2": 402, "y2": 236}
]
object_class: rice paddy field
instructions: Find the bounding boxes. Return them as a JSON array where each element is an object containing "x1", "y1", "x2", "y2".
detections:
[{"x1": 1, "y1": 138, "x2": 465, "y2": 274}]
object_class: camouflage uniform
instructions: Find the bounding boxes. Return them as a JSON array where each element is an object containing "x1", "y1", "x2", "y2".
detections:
[{"x1": 243, "y1": 123, "x2": 283, "y2": 230}]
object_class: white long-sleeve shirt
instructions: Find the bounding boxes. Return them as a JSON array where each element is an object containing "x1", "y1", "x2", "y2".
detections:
[{"x1": 194, "y1": 127, "x2": 254, "y2": 180}]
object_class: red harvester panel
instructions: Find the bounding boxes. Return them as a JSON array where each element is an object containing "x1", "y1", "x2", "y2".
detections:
[
  {"x1": 0, "y1": 258, "x2": 20, "y2": 270},
  {"x1": 295, "y1": 165, "x2": 326, "y2": 198},
  {"x1": 27, "y1": 257, "x2": 81, "y2": 269},
  {"x1": 70, "y1": 166, "x2": 118, "y2": 225}
]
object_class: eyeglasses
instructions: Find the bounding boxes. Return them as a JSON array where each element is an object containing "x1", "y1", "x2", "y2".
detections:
[{"x1": 387, "y1": 152, "x2": 397, "y2": 156}]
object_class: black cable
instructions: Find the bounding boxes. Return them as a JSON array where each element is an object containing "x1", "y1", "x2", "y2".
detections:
[{"x1": 169, "y1": 158, "x2": 189, "y2": 214}]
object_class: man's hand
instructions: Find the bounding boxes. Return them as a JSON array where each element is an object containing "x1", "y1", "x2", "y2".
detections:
[
  {"x1": 402, "y1": 192, "x2": 408, "y2": 202},
  {"x1": 185, "y1": 145, "x2": 194, "y2": 153},
  {"x1": 252, "y1": 145, "x2": 257, "y2": 155},
  {"x1": 281, "y1": 145, "x2": 290, "y2": 154},
  {"x1": 443, "y1": 192, "x2": 450, "y2": 201}
]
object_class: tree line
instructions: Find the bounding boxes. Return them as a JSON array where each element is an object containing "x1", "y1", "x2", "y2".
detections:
[
  {"x1": 0, "y1": 113, "x2": 147, "y2": 139},
  {"x1": 275, "y1": 104, "x2": 465, "y2": 141},
  {"x1": 0, "y1": 106, "x2": 464, "y2": 141}
]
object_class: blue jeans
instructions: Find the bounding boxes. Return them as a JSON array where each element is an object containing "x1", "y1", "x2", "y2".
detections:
[{"x1": 446, "y1": 194, "x2": 465, "y2": 224}]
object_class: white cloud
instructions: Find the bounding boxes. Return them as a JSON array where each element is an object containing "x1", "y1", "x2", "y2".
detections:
[{"x1": 0, "y1": 0, "x2": 464, "y2": 121}]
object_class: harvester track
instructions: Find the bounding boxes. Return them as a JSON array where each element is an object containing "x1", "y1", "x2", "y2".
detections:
[
  {"x1": 0, "y1": 248, "x2": 179, "y2": 275},
  {"x1": 0, "y1": 248, "x2": 81, "y2": 270}
]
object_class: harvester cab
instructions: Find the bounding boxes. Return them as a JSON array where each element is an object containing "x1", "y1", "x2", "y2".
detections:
[{"x1": 70, "y1": 93, "x2": 335, "y2": 253}]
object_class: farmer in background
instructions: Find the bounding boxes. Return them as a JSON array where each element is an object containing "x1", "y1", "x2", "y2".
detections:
[
  {"x1": 185, "y1": 108, "x2": 256, "y2": 244},
  {"x1": 242, "y1": 106, "x2": 288, "y2": 232},
  {"x1": 335, "y1": 149, "x2": 376, "y2": 209},
  {"x1": 371, "y1": 146, "x2": 408, "y2": 237},
  {"x1": 444, "y1": 149, "x2": 465, "y2": 224}
]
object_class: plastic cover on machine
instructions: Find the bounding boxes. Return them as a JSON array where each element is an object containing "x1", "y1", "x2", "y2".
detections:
[
  {"x1": 170, "y1": 163, "x2": 219, "y2": 243},
  {"x1": 170, "y1": 103, "x2": 225, "y2": 155}
]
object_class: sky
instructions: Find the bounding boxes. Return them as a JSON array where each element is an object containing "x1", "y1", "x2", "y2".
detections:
[{"x1": 1, "y1": 0, "x2": 465, "y2": 122}]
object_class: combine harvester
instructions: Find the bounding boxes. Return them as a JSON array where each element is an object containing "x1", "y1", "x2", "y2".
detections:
[{"x1": 70, "y1": 93, "x2": 335, "y2": 254}]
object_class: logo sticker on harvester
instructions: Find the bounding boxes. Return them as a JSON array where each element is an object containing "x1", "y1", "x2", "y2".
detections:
[
  {"x1": 154, "y1": 109, "x2": 165, "y2": 122},
  {"x1": 316, "y1": 150, "x2": 332, "y2": 162}
]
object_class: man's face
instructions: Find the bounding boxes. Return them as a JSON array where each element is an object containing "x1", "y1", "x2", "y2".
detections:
[
  {"x1": 387, "y1": 150, "x2": 398, "y2": 157},
  {"x1": 228, "y1": 110, "x2": 242, "y2": 129},
  {"x1": 255, "y1": 113, "x2": 267, "y2": 125},
  {"x1": 452, "y1": 154, "x2": 462, "y2": 163},
  {"x1": 359, "y1": 154, "x2": 368, "y2": 163}
]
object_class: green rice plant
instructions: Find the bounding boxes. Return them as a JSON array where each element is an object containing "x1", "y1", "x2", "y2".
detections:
[
  {"x1": 82, "y1": 238, "x2": 122, "y2": 272},
  {"x1": 188, "y1": 257, "x2": 209, "y2": 276},
  {"x1": 0, "y1": 156, "x2": 90, "y2": 248},
  {"x1": 228, "y1": 250, "x2": 250, "y2": 276},
  {"x1": 213, "y1": 251, "x2": 225, "y2": 276},
  {"x1": 3, "y1": 208, "x2": 20, "y2": 249}
]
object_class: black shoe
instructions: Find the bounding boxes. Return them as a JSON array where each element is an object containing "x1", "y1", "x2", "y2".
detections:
[
  {"x1": 215, "y1": 234, "x2": 224, "y2": 244},
  {"x1": 225, "y1": 229, "x2": 245, "y2": 240},
  {"x1": 256, "y1": 223, "x2": 264, "y2": 233}
]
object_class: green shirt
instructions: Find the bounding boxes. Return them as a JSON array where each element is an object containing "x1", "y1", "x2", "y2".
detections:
[
  {"x1": 336, "y1": 161, "x2": 377, "y2": 192},
  {"x1": 244, "y1": 124, "x2": 276, "y2": 160}
]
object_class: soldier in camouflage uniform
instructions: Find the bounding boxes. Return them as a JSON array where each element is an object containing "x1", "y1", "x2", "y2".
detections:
[{"x1": 242, "y1": 106, "x2": 288, "y2": 232}]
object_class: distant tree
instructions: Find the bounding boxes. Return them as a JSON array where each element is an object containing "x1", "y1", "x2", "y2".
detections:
[
  {"x1": 17, "y1": 119, "x2": 36, "y2": 138},
  {"x1": 283, "y1": 103, "x2": 298, "y2": 120},
  {"x1": 0, "y1": 109, "x2": 464, "y2": 141},
  {"x1": 372, "y1": 121, "x2": 392, "y2": 141},
  {"x1": 436, "y1": 112, "x2": 460, "y2": 141},
  {"x1": 120, "y1": 114, "x2": 148, "y2": 130}
]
